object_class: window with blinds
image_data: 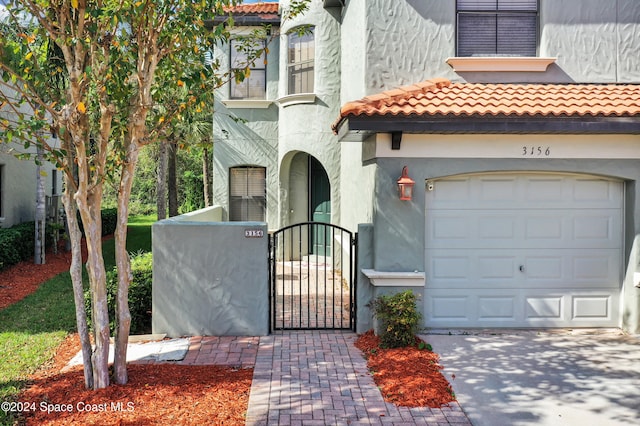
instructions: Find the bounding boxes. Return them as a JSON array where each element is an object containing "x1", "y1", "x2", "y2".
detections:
[
  {"x1": 230, "y1": 38, "x2": 267, "y2": 100},
  {"x1": 287, "y1": 27, "x2": 315, "y2": 94},
  {"x1": 229, "y1": 167, "x2": 266, "y2": 221},
  {"x1": 457, "y1": 0, "x2": 538, "y2": 57}
]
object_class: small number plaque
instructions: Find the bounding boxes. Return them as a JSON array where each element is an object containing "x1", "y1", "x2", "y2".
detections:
[{"x1": 244, "y1": 229, "x2": 264, "y2": 238}]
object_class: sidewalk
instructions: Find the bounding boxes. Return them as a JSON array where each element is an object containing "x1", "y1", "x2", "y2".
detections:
[{"x1": 132, "y1": 331, "x2": 470, "y2": 425}]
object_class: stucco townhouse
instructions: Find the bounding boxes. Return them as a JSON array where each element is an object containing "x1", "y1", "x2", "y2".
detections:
[
  {"x1": 211, "y1": 0, "x2": 640, "y2": 334},
  {"x1": 0, "y1": 92, "x2": 63, "y2": 229}
]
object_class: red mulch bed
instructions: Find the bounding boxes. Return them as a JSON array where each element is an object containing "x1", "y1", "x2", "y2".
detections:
[
  {"x1": 20, "y1": 362, "x2": 253, "y2": 425},
  {"x1": 355, "y1": 330, "x2": 456, "y2": 408},
  {"x1": 0, "y1": 241, "x2": 78, "y2": 309},
  {"x1": 2, "y1": 239, "x2": 253, "y2": 425}
]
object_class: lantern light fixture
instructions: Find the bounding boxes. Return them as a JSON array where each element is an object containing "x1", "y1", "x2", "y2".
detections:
[{"x1": 397, "y1": 166, "x2": 415, "y2": 201}]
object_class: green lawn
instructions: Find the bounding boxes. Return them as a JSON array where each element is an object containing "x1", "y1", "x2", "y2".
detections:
[{"x1": 0, "y1": 215, "x2": 154, "y2": 425}]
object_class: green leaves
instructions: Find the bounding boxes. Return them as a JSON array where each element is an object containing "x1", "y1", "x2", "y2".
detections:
[{"x1": 368, "y1": 290, "x2": 422, "y2": 349}]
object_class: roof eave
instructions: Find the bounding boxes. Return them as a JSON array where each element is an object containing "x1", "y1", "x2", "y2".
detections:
[
  {"x1": 205, "y1": 15, "x2": 280, "y2": 29},
  {"x1": 338, "y1": 115, "x2": 640, "y2": 135}
]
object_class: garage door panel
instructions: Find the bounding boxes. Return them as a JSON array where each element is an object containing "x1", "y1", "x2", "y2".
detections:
[
  {"x1": 572, "y1": 295, "x2": 612, "y2": 320},
  {"x1": 568, "y1": 249, "x2": 621, "y2": 288},
  {"x1": 524, "y1": 177, "x2": 566, "y2": 203},
  {"x1": 526, "y1": 296, "x2": 563, "y2": 319},
  {"x1": 573, "y1": 178, "x2": 622, "y2": 205},
  {"x1": 430, "y1": 175, "x2": 622, "y2": 210},
  {"x1": 428, "y1": 250, "x2": 518, "y2": 286},
  {"x1": 572, "y1": 213, "x2": 619, "y2": 244},
  {"x1": 425, "y1": 173, "x2": 623, "y2": 328},
  {"x1": 428, "y1": 294, "x2": 470, "y2": 321},
  {"x1": 428, "y1": 210, "x2": 621, "y2": 249},
  {"x1": 479, "y1": 256, "x2": 517, "y2": 279},
  {"x1": 524, "y1": 250, "x2": 620, "y2": 288},
  {"x1": 426, "y1": 289, "x2": 619, "y2": 327},
  {"x1": 478, "y1": 296, "x2": 516, "y2": 320},
  {"x1": 428, "y1": 248, "x2": 620, "y2": 289}
]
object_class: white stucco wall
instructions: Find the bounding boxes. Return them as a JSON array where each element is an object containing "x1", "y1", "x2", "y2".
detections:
[
  {"x1": 343, "y1": 0, "x2": 640, "y2": 89},
  {"x1": 212, "y1": 25, "x2": 281, "y2": 224},
  {"x1": 277, "y1": 0, "x2": 343, "y2": 228},
  {"x1": 541, "y1": 0, "x2": 640, "y2": 83}
]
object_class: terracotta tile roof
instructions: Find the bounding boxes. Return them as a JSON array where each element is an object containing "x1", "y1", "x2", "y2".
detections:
[
  {"x1": 224, "y1": 2, "x2": 279, "y2": 15},
  {"x1": 332, "y1": 78, "x2": 640, "y2": 133}
]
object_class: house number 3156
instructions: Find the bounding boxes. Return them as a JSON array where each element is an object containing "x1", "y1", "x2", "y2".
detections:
[{"x1": 522, "y1": 146, "x2": 551, "y2": 156}]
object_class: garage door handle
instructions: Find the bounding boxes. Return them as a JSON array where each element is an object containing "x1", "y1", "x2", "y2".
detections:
[{"x1": 519, "y1": 265, "x2": 525, "y2": 273}]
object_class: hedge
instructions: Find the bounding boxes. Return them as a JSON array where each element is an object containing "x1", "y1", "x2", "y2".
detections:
[
  {"x1": 77, "y1": 207, "x2": 118, "y2": 237},
  {"x1": 84, "y1": 251, "x2": 153, "y2": 335},
  {"x1": 0, "y1": 208, "x2": 118, "y2": 272},
  {"x1": 0, "y1": 222, "x2": 55, "y2": 273}
]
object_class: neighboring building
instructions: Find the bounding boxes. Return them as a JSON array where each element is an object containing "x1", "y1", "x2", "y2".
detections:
[
  {"x1": 0, "y1": 145, "x2": 62, "y2": 229},
  {"x1": 213, "y1": 1, "x2": 640, "y2": 333},
  {"x1": 0, "y1": 87, "x2": 63, "y2": 228}
]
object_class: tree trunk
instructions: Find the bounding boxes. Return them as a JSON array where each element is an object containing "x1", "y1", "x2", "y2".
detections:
[
  {"x1": 113, "y1": 142, "x2": 139, "y2": 385},
  {"x1": 34, "y1": 147, "x2": 46, "y2": 264},
  {"x1": 156, "y1": 141, "x2": 167, "y2": 220},
  {"x1": 202, "y1": 146, "x2": 211, "y2": 207},
  {"x1": 76, "y1": 190, "x2": 110, "y2": 389},
  {"x1": 61, "y1": 169, "x2": 94, "y2": 389},
  {"x1": 168, "y1": 141, "x2": 178, "y2": 217}
]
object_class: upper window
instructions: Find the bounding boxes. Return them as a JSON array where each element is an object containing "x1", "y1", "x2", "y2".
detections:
[
  {"x1": 457, "y1": 0, "x2": 538, "y2": 57},
  {"x1": 229, "y1": 166, "x2": 266, "y2": 222},
  {"x1": 287, "y1": 27, "x2": 315, "y2": 94},
  {"x1": 230, "y1": 38, "x2": 266, "y2": 100}
]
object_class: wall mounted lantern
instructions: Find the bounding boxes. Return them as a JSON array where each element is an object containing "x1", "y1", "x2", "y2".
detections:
[{"x1": 397, "y1": 166, "x2": 415, "y2": 201}]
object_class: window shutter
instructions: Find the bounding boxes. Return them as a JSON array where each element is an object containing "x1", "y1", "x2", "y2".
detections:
[
  {"x1": 229, "y1": 167, "x2": 266, "y2": 221},
  {"x1": 498, "y1": 0, "x2": 537, "y2": 11},
  {"x1": 497, "y1": 14, "x2": 537, "y2": 56},
  {"x1": 458, "y1": 14, "x2": 497, "y2": 57},
  {"x1": 230, "y1": 168, "x2": 248, "y2": 197},
  {"x1": 246, "y1": 168, "x2": 266, "y2": 197},
  {"x1": 457, "y1": 0, "x2": 537, "y2": 57},
  {"x1": 458, "y1": 0, "x2": 536, "y2": 10}
]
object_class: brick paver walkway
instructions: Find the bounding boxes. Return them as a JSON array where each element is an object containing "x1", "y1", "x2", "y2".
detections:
[
  {"x1": 135, "y1": 332, "x2": 471, "y2": 425},
  {"x1": 245, "y1": 331, "x2": 471, "y2": 425}
]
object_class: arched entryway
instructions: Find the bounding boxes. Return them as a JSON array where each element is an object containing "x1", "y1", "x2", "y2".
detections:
[
  {"x1": 309, "y1": 156, "x2": 331, "y2": 255},
  {"x1": 286, "y1": 152, "x2": 331, "y2": 255}
]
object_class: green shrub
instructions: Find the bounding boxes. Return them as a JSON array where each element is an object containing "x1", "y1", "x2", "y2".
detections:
[
  {"x1": 77, "y1": 207, "x2": 118, "y2": 236},
  {"x1": 368, "y1": 290, "x2": 422, "y2": 348},
  {"x1": 0, "y1": 222, "x2": 56, "y2": 272},
  {"x1": 84, "y1": 251, "x2": 153, "y2": 335},
  {"x1": 100, "y1": 208, "x2": 118, "y2": 236}
]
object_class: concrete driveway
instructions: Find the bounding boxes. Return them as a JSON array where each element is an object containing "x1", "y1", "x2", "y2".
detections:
[{"x1": 422, "y1": 329, "x2": 640, "y2": 426}]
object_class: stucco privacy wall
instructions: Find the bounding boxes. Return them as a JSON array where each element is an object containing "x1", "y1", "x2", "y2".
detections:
[
  {"x1": 368, "y1": 151, "x2": 640, "y2": 333},
  {"x1": 152, "y1": 219, "x2": 269, "y2": 337}
]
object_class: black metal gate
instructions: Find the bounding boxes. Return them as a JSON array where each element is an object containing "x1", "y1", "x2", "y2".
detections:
[{"x1": 269, "y1": 222, "x2": 357, "y2": 331}]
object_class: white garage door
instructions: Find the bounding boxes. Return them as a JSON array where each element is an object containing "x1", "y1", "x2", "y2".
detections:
[{"x1": 424, "y1": 173, "x2": 623, "y2": 328}]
